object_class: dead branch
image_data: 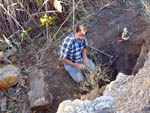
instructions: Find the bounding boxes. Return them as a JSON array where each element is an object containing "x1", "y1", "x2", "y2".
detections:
[
  {"x1": 88, "y1": 46, "x2": 113, "y2": 58},
  {"x1": 4, "y1": 93, "x2": 24, "y2": 102}
]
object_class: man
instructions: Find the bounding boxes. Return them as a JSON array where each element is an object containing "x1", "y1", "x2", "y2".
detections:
[{"x1": 60, "y1": 24, "x2": 96, "y2": 83}]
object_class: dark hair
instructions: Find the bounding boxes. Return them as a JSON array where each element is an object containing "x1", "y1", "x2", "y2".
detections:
[
  {"x1": 75, "y1": 24, "x2": 81, "y2": 33},
  {"x1": 75, "y1": 23, "x2": 87, "y2": 33}
]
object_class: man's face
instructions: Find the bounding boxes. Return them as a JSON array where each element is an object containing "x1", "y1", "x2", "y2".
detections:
[{"x1": 75, "y1": 26, "x2": 87, "y2": 42}]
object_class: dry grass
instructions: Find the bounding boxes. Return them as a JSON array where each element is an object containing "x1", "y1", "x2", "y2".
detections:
[
  {"x1": 0, "y1": 0, "x2": 114, "y2": 59},
  {"x1": 0, "y1": 0, "x2": 114, "y2": 38}
]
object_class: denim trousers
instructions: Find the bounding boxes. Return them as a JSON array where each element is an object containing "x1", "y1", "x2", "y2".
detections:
[{"x1": 64, "y1": 58, "x2": 96, "y2": 83}]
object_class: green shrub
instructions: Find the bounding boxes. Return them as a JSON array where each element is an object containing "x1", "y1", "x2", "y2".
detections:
[{"x1": 80, "y1": 65, "x2": 110, "y2": 92}]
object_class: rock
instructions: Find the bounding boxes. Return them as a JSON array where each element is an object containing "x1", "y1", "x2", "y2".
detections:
[
  {"x1": 93, "y1": 96, "x2": 116, "y2": 113},
  {"x1": 103, "y1": 52, "x2": 150, "y2": 112},
  {"x1": 57, "y1": 100, "x2": 73, "y2": 113},
  {"x1": 0, "y1": 47, "x2": 17, "y2": 63},
  {"x1": 28, "y1": 68, "x2": 53, "y2": 111},
  {"x1": 0, "y1": 65, "x2": 20, "y2": 92},
  {"x1": 87, "y1": 107, "x2": 94, "y2": 112},
  {"x1": 57, "y1": 95, "x2": 116, "y2": 113}
]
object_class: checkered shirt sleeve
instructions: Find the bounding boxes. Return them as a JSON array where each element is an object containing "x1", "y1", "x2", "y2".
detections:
[
  {"x1": 60, "y1": 34, "x2": 88, "y2": 63},
  {"x1": 60, "y1": 36, "x2": 72, "y2": 59}
]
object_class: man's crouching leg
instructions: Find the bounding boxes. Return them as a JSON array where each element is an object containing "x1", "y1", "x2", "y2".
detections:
[
  {"x1": 85, "y1": 58, "x2": 96, "y2": 72},
  {"x1": 64, "y1": 64, "x2": 84, "y2": 83}
]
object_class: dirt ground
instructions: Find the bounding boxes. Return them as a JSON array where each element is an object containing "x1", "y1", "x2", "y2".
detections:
[{"x1": 16, "y1": 2, "x2": 150, "y2": 113}]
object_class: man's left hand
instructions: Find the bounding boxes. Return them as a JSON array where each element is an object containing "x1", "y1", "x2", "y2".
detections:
[{"x1": 84, "y1": 59, "x2": 89, "y2": 68}]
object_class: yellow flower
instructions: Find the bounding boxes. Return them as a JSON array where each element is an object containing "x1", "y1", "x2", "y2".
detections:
[{"x1": 40, "y1": 13, "x2": 53, "y2": 27}]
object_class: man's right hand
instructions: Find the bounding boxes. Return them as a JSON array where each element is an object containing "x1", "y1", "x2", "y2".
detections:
[
  {"x1": 75, "y1": 64, "x2": 86, "y2": 70},
  {"x1": 62, "y1": 58, "x2": 86, "y2": 70}
]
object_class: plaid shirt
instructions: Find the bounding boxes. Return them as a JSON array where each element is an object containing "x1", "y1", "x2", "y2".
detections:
[{"x1": 60, "y1": 33, "x2": 88, "y2": 64}]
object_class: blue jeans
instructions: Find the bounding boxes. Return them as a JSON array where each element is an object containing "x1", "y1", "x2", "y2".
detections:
[{"x1": 64, "y1": 58, "x2": 96, "y2": 83}]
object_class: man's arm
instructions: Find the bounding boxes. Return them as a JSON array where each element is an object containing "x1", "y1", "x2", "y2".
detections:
[
  {"x1": 59, "y1": 56, "x2": 77, "y2": 67},
  {"x1": 60, "y1": 37, "x2": 85, "y2": 70},
  {"x1": 59, "y1": 56, "x2": 85, "y2": 70},
  {"x1": 82, "y1": 38, "x2": 89, "y2": 67},
  {"x1": 82, "y1": 48, "x2": 89, "y2": 67}
]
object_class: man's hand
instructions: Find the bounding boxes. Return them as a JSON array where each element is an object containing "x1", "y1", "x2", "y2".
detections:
[
  {"x1": 62, "y1": 58, "x2": 85, "y2": 70},
  {"x1": 84, "y1": 59, "x2": 89, "y2": 68},
  {"x1": 76, "y1": 64, "x2": 86, "y2": 70}
]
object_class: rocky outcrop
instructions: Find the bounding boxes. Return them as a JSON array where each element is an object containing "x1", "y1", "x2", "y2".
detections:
[
  {"x1": 57, "y1": 96, "x2": 116, "y2": 113},
  {"x1": 57, "y1": 50, "x2": 150, "y2": 113}
]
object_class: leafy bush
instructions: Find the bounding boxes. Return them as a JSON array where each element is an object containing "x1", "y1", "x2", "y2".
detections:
[
  {"x1": 79, "y1": 49, "x2": 112, "y2": 93},
  {"x1": 80, "y1": 65, "x2": 110, "y2": 92}
]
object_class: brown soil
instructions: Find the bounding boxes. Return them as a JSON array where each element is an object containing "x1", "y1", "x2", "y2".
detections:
[{"x1": 17, "y1": 2, "x2": 150, "y2": 113}]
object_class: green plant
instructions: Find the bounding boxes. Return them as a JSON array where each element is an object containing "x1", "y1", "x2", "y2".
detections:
[
  {"x1": 35, "y1": 37, "x2": 46, "y2": 47},
  {"x1": 80, "y1": 65, "x2": 110, "y2": 92},
  {"x1": 79, "y1": 48, "x2": 113, "y2": 95},
  {"x1": 21, "y1": 32, "x2": 32, "y2": 43}
]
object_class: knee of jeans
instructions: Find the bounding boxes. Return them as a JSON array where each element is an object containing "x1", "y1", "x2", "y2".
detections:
[
  {"x1": 89, "y1": 63, "x2": 96, "y2": 72},
  {"x1": 87, "y1": 59, "x2": 96, "y2": 70}
]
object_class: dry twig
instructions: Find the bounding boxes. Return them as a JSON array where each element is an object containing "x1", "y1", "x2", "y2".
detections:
[
  {"x1": 0, "y1": 3, "x2": 24, "y2": 31},
  {"x1": 4, "y1": 93, "x2": 23, "y2": 102},
  {"x1": 73, "y1": 0, "x2": 75, "y2": 30},
  {"x1": 88, "y1": 46, "x2": 113, "y2": 58}
]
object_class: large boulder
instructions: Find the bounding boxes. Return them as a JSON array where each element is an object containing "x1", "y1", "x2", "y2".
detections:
[
  {"x1": 28, "y1": 68, "x2": 53, "y2": 111},
  {"x1": 57, "y1": 96, "x2": 116, "y2": 113}
]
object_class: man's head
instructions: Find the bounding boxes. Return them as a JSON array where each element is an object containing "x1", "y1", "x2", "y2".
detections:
[{"x1": 74, "y1": 24, "x2": 87, "y2": 42}]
